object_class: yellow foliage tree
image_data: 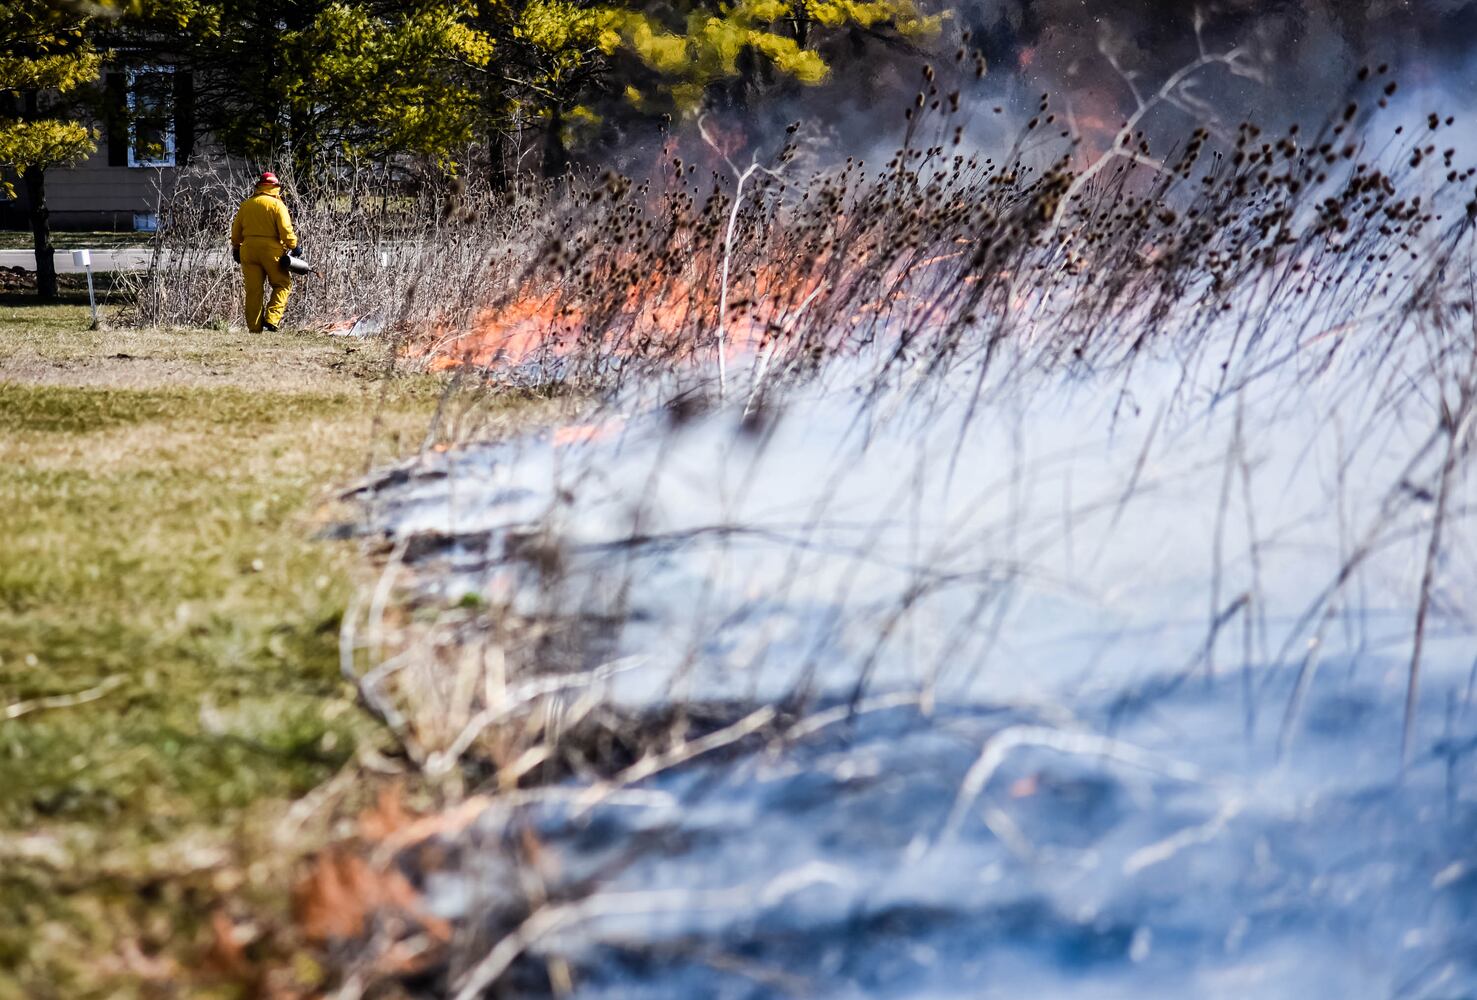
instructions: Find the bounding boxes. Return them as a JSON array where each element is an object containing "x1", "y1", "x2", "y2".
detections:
[
  {"x1": 630, "y1": 0, "x2": 938, "y2": 106},
  {"x1": 0, "y1": 0, "x2": 101, "y2": 299},
  {"x1": 498, "y1": 0, "x2": 940, "y2": 173},
  {"x1": 51, "y1": 0, "x2": 939, "y2": 195}
]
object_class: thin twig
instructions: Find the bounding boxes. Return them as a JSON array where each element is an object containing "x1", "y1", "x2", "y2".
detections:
[
  {"x1": 1047, "y1": 47, "x2": 1258, "y2": 236},
  {"x1": 937, "y1": 724, "x2": 1201, "y2": 846},
  {"x1": 573, "y1": 705, "x2": 777, "y2": 815},
  {"x1": 3, "y1": 675, "x2": 124, "y2": 722}
]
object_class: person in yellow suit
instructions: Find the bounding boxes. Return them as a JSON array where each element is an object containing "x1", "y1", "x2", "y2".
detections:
[{"x1": 230, "y1": 171, "x2": 298, "y2": 332}]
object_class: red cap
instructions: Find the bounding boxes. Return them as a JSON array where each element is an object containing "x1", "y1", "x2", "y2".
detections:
[{"x1": 258, "y1": 171, "x2": 280, "y2": 187}]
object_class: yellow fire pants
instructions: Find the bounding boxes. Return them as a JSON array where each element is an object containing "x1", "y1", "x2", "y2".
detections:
[{"x1": 239, "y1": 238, "x2": 291, "y2": 332}]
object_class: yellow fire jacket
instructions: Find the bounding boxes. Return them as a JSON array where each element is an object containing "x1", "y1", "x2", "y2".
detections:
[{"x1": 231, "y1": 185, "x2": 298, "y2": 252}]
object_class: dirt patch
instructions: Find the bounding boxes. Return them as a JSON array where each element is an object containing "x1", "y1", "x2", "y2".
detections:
[
  {"x1": 0, "y1": 327, "x2": 393, "y2": 392},
  {"x1": 1, "y1": 345, "x2": 367, "y2": 391}
]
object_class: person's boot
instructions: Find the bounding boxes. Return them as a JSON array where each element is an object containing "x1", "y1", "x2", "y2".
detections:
[{"x1": 263, "y1": 322, "x2": 279, "y2": 332}]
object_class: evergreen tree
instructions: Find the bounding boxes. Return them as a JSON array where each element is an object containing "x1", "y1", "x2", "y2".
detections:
[
  {"x1": 149, "y1": 0, "x2": 935, "y2": 181},
  {"x1": 0, "y1": 0, "x2": 101, "y2": 300}
]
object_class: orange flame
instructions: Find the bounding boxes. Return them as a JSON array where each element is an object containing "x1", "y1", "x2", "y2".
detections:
[{"x1": 410, "y1": 257, "x2": 835, "y2": 373}]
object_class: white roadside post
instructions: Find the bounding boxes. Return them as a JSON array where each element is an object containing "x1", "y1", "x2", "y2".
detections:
[{"x1": 72, "y1": 249, "x2": 99, "y2": 328}]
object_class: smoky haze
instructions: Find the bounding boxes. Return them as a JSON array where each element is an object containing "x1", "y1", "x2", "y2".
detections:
[{"x1": 639, "y1": 0, "x2": 1477, "y2": 174}]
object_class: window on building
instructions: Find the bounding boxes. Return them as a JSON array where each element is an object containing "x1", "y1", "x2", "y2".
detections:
[
  {"x1": 127, "y1": 67, "x2": 175, "y2": 167},
  {"x1": 105, "y1": 66, "x2": 194, "y2": 168}
]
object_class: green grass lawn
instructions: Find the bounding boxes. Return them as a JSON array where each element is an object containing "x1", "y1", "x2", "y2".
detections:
[
  {"x1": 0, "y1": 231, "x2": 149, "y2": 251},
  {"x1": 0, "y1": 297, "x2": 456, "y2": 997}
]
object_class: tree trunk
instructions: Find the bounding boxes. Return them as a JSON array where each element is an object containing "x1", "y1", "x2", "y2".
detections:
[
  {"x1": 289, "y1": 104, "x2": 316, "y2": 195},
  {"x1": 20, "y1": 88, "x2": 58, "y2": 301},
  {"x1": 23, "y1": 165, "x2": 57, "y2": 302},
  {"x1": 542, "y1": 105, "x2": 568, "y2": 179},
  {"x1": 486, "y1": 125, "x2": 510, "y2": 192}
]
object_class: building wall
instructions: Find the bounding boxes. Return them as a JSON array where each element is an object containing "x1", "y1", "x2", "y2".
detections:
[
  {"x1": 3, "y1": 64, "x2": 245, "y2": 232},
  {"x1": 4, "y1": 149, "x2": 247, "y2": 232},
  {"x1": 43, "y1": 147, "x2": 178, "y2": 231}
]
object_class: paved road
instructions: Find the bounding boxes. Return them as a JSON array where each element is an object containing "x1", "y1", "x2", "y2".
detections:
[{"x1": 0, "y1": 249, "x2": 155, "y2": 273}]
